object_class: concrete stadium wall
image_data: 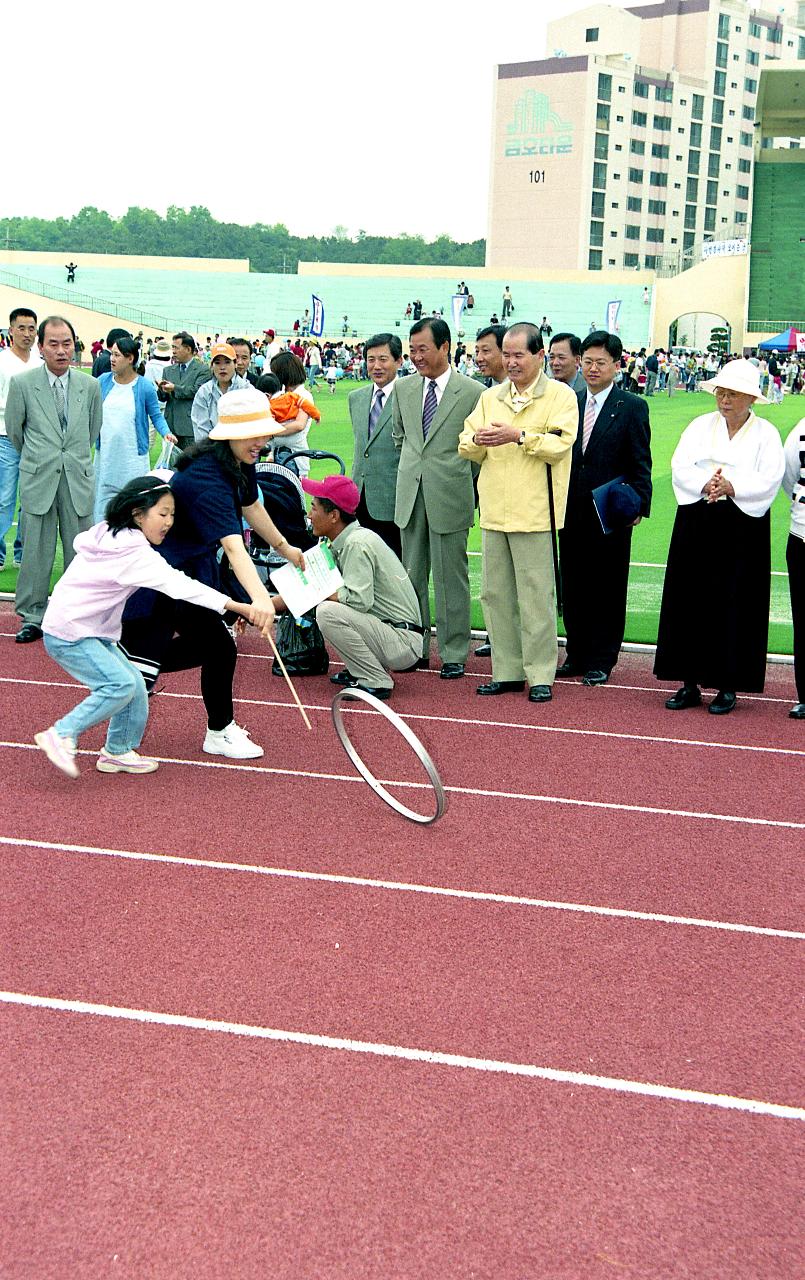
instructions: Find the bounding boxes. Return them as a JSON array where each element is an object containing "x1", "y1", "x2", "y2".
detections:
[{"x1": 652, "y1": 255, "x2": 750, "y2": 351}]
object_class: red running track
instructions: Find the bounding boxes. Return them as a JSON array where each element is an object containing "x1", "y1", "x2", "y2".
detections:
[{"x1": 1, "y1": 609, "x2": 803, "y2": 1277}]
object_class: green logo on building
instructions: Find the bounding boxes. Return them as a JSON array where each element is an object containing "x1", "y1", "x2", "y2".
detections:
[{"x1": 504, "y1": 90, "x2": 574, "y2": 158}]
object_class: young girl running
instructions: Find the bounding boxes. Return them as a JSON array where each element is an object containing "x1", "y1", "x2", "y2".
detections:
[{"x1": 35, "y1": 476, "x2": 264, "y2": 779}]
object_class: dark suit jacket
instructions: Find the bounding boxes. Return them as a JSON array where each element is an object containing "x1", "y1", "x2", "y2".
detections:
[{"x1": 565, "y1": 383, "x2": 652, "y2": 526}]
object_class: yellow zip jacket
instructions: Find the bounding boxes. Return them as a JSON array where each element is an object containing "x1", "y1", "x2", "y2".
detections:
[{"x1": 458, "y1": 371, "x2": 578, "y2": 532}]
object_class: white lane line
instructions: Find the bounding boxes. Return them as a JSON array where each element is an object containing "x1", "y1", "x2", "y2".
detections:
[
  {"x1": 3, "y1": 834, "x2": 801, "y2": 940},
  {"x1": 1, "y1": 990, "x2": 801, "y2": 1121},
  {"x1": 2, "y1": 676, "x2": 801, "y2": 758},
  {"x1": 3, "y1": 739, "x2": 803, "y2": 830}
]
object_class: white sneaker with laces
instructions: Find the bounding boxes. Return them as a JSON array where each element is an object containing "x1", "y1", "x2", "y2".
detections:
[
  {"x1": 97, "y1": 748, "x2": 159, "y2": 774},
  {"x1": 203, "y1": 721, "x2": 264, "y2": 759}
]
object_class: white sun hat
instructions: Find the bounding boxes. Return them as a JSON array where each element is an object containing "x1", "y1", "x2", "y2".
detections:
[
  {"x1": 701, "y1": 358, "x2": 768, "y2": 403},
  {"x1": 209, "y1": 388, "x2": 284, "y2": 440}
]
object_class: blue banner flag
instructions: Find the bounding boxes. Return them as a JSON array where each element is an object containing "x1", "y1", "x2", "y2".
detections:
[{"x1": 311, "y1": 295, "x2": 325, "y2": 338}]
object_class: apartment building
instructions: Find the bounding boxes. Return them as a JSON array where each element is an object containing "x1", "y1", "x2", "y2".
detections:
[{"x1": 486, "y1": 0, "x2": 805, "y2": 272}]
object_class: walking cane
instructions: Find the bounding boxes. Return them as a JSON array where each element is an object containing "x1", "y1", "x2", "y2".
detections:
[{"x1": 546, "y1": 465, "x2": 563, "y2": 617}]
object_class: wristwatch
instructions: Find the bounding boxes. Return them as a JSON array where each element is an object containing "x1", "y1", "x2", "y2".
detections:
[{"x1": 517, "y1": 430, "x2": 526, "y2": 446}]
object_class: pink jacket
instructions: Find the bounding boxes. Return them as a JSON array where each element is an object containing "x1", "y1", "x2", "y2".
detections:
[{"x1": 42, "y1": 523, "x2": 229, "y2": 642}]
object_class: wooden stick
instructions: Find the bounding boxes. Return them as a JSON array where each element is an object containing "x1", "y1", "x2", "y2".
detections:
[{"x1": 266, "y1": 632, "x2": 313, "y2": 731}]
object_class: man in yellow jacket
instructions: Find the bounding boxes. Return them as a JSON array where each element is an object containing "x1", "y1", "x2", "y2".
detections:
[{"x1": 458, "y1": 322, "x2": 578, "y2": 703}]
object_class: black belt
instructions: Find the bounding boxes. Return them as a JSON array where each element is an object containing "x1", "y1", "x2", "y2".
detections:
[{"x1": 384, "y1": 618, "x2": 426, "y2": 635}]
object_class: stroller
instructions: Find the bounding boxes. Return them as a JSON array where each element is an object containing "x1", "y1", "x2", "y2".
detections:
[{"x1": 249, "y1": 447, "x2": 346, "y2": 677}]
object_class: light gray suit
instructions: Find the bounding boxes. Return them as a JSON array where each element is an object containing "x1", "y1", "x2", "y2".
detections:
[
  {"x1": 6, "y1": 364, "x2": 102, "y2": 625},
  {"x1": 392, "y1": 368, "x2": 483, "y2": 662},
  {"x1": 349, "y1": 381, "x2": 401, "y2": 555}
]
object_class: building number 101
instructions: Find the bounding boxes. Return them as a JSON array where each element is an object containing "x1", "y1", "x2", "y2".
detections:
[{"x1": 529, "y1": 170, "x2": 545, "y2": 184}]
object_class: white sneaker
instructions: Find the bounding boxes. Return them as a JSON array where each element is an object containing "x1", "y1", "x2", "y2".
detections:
[
  {"x1": 203, "y1": 721, "x2": 264, "y2": 759},
  {"x1": 34, "y1": 726, "x2": 79, "y2": 779},
  {"x1": 97, "y1": 748, "x2": 159, "y2": 774}
]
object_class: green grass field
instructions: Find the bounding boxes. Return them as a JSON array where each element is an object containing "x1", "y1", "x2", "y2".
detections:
[{"x1": 2, "y1": 378, "x2": 800, "y2": 653}]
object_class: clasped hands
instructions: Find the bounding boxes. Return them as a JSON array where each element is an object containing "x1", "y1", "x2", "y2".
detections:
[
  {"x1": 473, "y1": 422, "x2": 522, "y2": 447},
  {"x1": 703, "y1": 467, "x2": 735, "y2": 503}
]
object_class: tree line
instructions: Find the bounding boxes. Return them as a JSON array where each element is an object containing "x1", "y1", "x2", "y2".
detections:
[{"x1": 0, "y1": 207, "x2": 485, "y2": 273}]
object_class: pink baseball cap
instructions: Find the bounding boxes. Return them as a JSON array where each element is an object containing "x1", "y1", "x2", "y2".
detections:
[{"x1": 301, "y1": 474, "x2": 360, "y2": 515}]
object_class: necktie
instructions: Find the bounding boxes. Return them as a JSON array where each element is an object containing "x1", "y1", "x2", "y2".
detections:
[
  {"x1": 368, "y1": 389, "x2": 384, "y2": 438},
  {"x1": 178, "y1": 363, "x2": 185, "y2": 380},
  {"x1": 582, "y1": 396, "x2": 596, "y2": 453},
  {"x1": 53, "y1": 376, "x2": 67, "y2": 431},
  {"x1": 422, "y1": 380, "x2": 438, "y2": 439}
]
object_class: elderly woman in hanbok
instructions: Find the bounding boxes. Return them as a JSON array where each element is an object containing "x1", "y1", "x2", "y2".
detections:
[{"x1": 655, "y1": 360, "x2": 785, "y2": 715}]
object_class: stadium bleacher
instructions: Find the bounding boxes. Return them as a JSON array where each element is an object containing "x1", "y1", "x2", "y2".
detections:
[{"x1": 6, "y1": 262, "x2": 652, "y2": 345}]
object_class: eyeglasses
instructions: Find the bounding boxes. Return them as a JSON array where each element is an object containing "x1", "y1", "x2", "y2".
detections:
[{"x1": 581, "y1": 358, "x2": 613, "y2": 370}]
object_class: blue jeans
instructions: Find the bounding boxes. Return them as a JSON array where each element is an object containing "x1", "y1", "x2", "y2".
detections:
[
  {"x1": 307, "y1": 365, "x2": 320, "y2": 389},
  {"x1": 44, "y1": 634, "x2": 149, "y2": 753},
  {"x1": 0, "y1": 435, "x2": 23, "y2": 562}
]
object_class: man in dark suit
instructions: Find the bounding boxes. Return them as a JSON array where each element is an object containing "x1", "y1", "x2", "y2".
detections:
[
  {"x1": 349, "y1": 332, "x2": 403, "y2": 557},
  {"x1": 5, "y1": 316, "x2": 102, "y2": 642},
  {"x1": 392, "y1": 318, "x2": 483, "y2": 676},
  {"x1": 91, "y1": 327, "x2": 131, "y2": 378},
  {"x1": 231, "y1": 338, "x2": 259, "y2": 388},
  {"x1": 157, "y1": 331, "x2": 212, "y2": 450},
  {"x1": 558, "y1": 330, "x2": 652, "y2": 685}
]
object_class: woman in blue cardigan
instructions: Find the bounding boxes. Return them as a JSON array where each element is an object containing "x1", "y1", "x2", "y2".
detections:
[{"x1": 95, "y1": 336, "x2": 177, "y2": 520}]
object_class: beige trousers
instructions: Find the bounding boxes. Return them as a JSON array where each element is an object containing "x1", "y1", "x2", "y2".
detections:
[{"x1": 480, "y1": 529, "x2": 557, "y2": 687}]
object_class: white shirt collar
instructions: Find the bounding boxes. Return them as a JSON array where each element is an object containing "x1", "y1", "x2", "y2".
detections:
[
  {"x1": 372, "y1": 377, "x2": 396, "y2": 404},
  {"x1": 586, "y1": 381, "x2": 615, "y2": 411},
  {"x1": 45, "y1": 367, "x2": 69, "y2": 388},
  {"x1": 421, "y1": 367, "x2": 451, "y2": 400}
]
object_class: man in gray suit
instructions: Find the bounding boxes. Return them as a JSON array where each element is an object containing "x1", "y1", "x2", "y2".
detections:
[
  {"x1": 349, "y1": 332, "x2": 403, "y2": 558},
  {"x1": 6, "y1": 316, "x2": 102, "y2": 642},
  {"x1": 157, "y1": 331, "x2": 212, "y2": 450},
  {"x1": 548, "y1": 333, "x2": 587, "y2": 394},
  {"x1": 392, "y1": 318, "x2": 483, "y2": 677}
]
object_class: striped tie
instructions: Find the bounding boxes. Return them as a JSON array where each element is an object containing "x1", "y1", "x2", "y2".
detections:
[
  {"x1": 582, "y1": 395, "x2": 596, "y2": 453},
  {"x1": 422, "y1": 380, "x2": 438, "y2": 439},
  {"x1": 53, "y1": 376, "x2": 67, "y2": 432},
  {"x1": 368, "y1": 389, "x2": 384, "y2": 439}
]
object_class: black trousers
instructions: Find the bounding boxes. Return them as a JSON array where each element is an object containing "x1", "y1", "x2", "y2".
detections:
[
  {"x1": 356, "y1": 492, "x2": 402, "y2": 559},
  {"x1": 559, "y1": 510, "x2": 632, "y2": 674},
  {"x1": 120, "y1": 598, "x2": 237, "y2": 730},
  {"x1": 787, "y1": 534, "x2": 805, "y2": 702}
]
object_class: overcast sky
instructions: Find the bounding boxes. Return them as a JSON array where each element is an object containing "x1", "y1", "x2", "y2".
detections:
[{"x1": 4, "y1": 0, "x2": 664, "y2": 241}]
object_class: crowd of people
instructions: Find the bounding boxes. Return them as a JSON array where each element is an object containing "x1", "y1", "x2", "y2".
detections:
[{"x1": 0, "y1": 304, "x2": 802, "y2": 781}]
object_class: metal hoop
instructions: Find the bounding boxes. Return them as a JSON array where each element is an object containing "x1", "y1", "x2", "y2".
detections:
[{"x1": 331, "y1": 688, "x2": 447, "y2": 825}]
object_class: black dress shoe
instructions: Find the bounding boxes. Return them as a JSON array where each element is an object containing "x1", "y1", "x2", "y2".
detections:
[
  {"x1": 582, "y1": 669, "x2": 609, "y2": 685},
  {"x1": 709, "y1": 690, "x2": 736, "y2": 715},
  {"x1": 476, "y1": 680, "x2": 525, "y2": 696},
  {"x1": 665, "y1": 684, "x2": 702, "y2": 711},
  {"x1": 790, "y1": 703, "x2": 805, "y2": 719},
  {"x1": 343, "y1": 685, "x2": 391, "y2": 701},
  {"x1": 556, "y1": 659, "x2": 582, "y2": 678},
  {"x1": 440, "y1": 663, "x2": 465, "y2": 679},
  {"x1": 474, "y1": 641, "x2": 492, "y2": 658},
  {"x1": 16, "y1": 623, "x2": 43, "y2": 644},
  {"x1": 528, "y1": 684, "x2": 552, "y2": 702},
  {"x1": 330, "y1": 670, "x2": 357, "y2": 686}
]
